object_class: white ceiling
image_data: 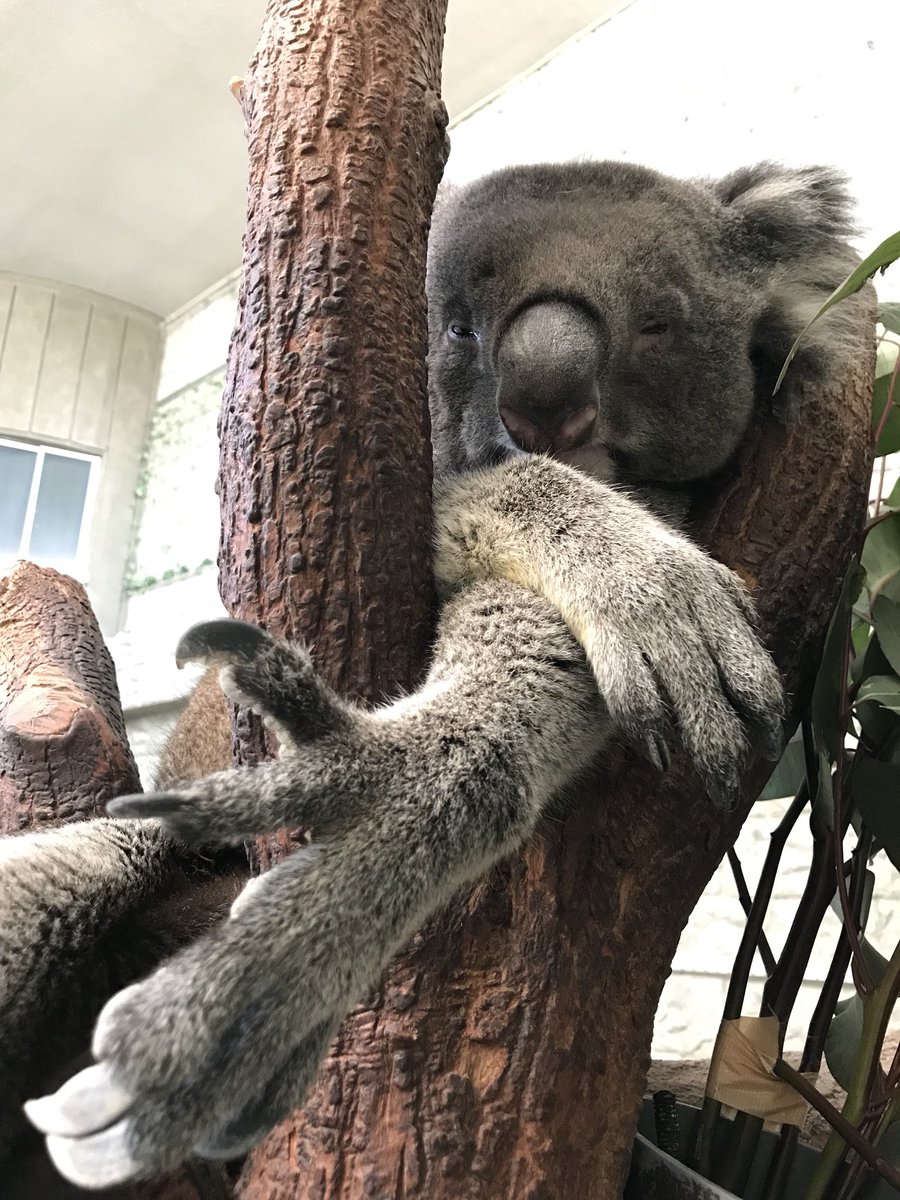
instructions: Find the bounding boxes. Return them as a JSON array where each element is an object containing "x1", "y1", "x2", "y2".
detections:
[{"x1": 0, "y1": 0, "x2": 621, "y2": 317}]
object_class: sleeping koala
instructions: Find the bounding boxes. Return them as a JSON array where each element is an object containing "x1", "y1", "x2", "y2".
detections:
[{"x1": 9, "y1": 159, "x2": 858, "y2": 1189}]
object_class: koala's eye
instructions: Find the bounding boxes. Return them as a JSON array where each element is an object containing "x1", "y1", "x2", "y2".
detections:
[
  {"x1": 638, "y1": 319, "x2": 670, "y2": 336},
  {"x1": 448, "y1": 323, "x2": 479, "y2": 341}
]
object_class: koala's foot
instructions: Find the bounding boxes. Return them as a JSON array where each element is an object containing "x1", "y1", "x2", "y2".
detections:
[
  {"x1": 23, "y1": 839, "x2": 368, "y2": 1187},
  {"x1": 26, "y1": 1015, "x2": 338, "y2": 1188}
]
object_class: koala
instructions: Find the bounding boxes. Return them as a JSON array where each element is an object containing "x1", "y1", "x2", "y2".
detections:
[{"x1": 3, "y1": 159, "x2": 858, "y2": 1190}]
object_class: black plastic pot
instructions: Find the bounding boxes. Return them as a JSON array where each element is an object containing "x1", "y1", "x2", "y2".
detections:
[{"x1": 624, "y1": 1101, "x2": 897, "y2": 1199}]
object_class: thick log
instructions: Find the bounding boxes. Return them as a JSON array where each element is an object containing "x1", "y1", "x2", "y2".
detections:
[
  {"x1": 0, "y1": 560, "x2": 141, "y2": 831},
  {"x1": 0, "y1": 562, "x2": 239, "y2": 1199}
]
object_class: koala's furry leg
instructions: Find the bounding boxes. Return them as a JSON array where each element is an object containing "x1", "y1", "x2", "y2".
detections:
[
  {"x1": 0, "y1": 821, "x2": 173, "y2": 1154},
  {"x1": 27, "y1": 584, "x2": 606, "y2": 1186},
  {"x1": 434, "y1": 455, "x2": 784, "y2": 801}
]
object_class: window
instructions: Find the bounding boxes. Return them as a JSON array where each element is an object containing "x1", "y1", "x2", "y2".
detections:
[{"x1": 0, "y1": 437, "x2": 99, "y2": 577}]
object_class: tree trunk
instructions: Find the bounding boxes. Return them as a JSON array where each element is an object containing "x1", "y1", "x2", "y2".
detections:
[{"x1": 213, "y1": 3, "x2": 874, "y2": 1199}]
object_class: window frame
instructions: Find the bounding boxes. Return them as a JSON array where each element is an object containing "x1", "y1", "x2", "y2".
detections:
[{"x1": 0, "y1": 434, "x2": 101, "y2": 579}]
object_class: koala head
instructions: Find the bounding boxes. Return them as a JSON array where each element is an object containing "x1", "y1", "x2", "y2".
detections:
[{"x1": 426, "y1": 160, "x2": 857, "y2": 488}]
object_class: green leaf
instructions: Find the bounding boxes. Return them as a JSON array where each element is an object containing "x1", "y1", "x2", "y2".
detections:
[
  {"x1": 852, "y1": 756, "x2": 900, "y2": 871},
  {"x1": 873, "y1": 373, "x2": 900, "y2": 457},
  {"x1": 883, "y1": 475, "x2": 900, "y2": 512},
  {"x1": 876, "y1": 333, "x2": 900, "y2": 379},
  {"x1": 872, "y1": 1121, "x2": 900, "y2": 1174},
  {"x1": 856, "y1": 674, "x2": 900, "y2": 713},
  {"x1": 775, "y1": 230, "x2": 900, "y2": 392},
  {"x1": 880, "y1": 302, "x2": 900, "y2": 337},
  {"x1": 758, "y1": 737, "x2": 806, "y2": 801},
  {"x1": 825, "y1": 995, "x2": 865, "y2": 1091},
  {"x1": 812, "y1": 562, "x2": 866, "y2": 759},
  {"x1": 871, "y1": 596, "x2": 900, "y2": 676},
  {"x1": 862, "y1": 514, "x2": 900, "y2": 602},
  {"x1": 856, "y1": 696, "x2": 900, "y2": 750},
  {"x1": 824, "y1": 931, "x2": 889, "y2": 1092}
]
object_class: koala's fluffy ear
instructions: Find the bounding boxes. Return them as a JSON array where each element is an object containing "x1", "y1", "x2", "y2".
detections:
[{"x1": 713, "y1": 162, "x2": 860, "y2": 417}]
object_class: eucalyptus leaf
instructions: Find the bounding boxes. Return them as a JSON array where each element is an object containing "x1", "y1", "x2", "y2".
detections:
[
  {"x1": 825, "y1": 994, "x2": 865, "y2": 1091},
  {"x1": 812, "y1": 562, "x2": 866, "y2": 759},
  {"x1": 876, "y1": 333, "x2": 900, "y2": 379},
  {"x1": 810, "y1": 745, "x2": 834, "y2": 838},
  {"x1": 856, "y1": 674, "x2": 900, "y2": 713},
  {"x1": 871, "y1": 596, "x2": 900, "y2": 676},
  {"x1": 879, "y1": 302, "x2": 900, "y2": 337},
  {"x1": 862, "y1": 514, "x2": 900, "y2": 602},
  {"x1": 852, "y1": 756, "x2": 900, "y2": 871},
  {"x1": 758, "y1": 737, "x2": 806, "y2": 801},
  {"x1": 867, "y1": 1122, "x2": 900, "y2": 1180},
  {"x1": 775, "y1": 230, "x2": 900, "y2": 392},
  {"x1": 824, "y1": 934, "x2": 889, "y2": 1092},
  {"x1": 872, "y1": 373, "x2": 900, "y2": 457},
  {"x1": 856, "y1": 697, "x2": 900, "y2": 749},
  {"x1": 851, "y1": 623, "x2": 878, "y2": 684},
  {"x1": 883, "y1": 475, "x2": 900, "y2": 512}
]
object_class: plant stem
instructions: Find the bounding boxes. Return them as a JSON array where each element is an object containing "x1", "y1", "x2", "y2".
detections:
[
  {"x1": 727, "y1": 846, "x2": 777, "y2": 976},
  {"x1": 689, "y1": 785, "x2": 809, "y2": 1177},
  {"x1": 831, "y1": 617, "x2": 875, "y2": 996},
  {"x1": 773, "y1": 1059, "x2": 900, "y2": 1192},
  {"x1": 803, "y1": 937, "x2": 900, "y2": 1199},
  {"x1": 764, "y1": 834, "x2": 871, "y2": 1200}
]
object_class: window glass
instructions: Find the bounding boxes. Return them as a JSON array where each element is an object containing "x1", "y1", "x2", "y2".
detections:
[
  {"x1": 0, "y1": 444, "x2": 37, "y2": 561},
  {"x1": 29, "y1": 453, "x2": 92, "y2": 567}
]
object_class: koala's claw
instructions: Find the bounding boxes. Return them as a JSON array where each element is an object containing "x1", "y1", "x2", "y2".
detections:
[
  {"x1": 175, "y1": 619, "x2": 272, "y2": 669},
  {"x1": 25, "y1": 1063, "x2": 133, "y2": 1138},
  {"x1": 644, "y1": 733, "x2": 671, "y2": 773},
  {"x1": 107, "y1": 792, "x2": 186, "y2": 821},
  {"x1": 26, "y1": 1065, "x2": 138, "y2": 1191}
]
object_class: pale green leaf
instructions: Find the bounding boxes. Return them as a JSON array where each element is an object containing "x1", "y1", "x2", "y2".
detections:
[
  {"x1": 776, "y1": 231, "x2": 900, "y2": 392},
  {"x1": 812, "y1": 562, "x2": 866, "y2": 758},
  {"x1": 862, "y1": 514, "x2": 900, "y2": 602},
  {"x1": 852, "y1": 756, "x2": 900, "y2": 871},
  {"x1": 879, "y1": 302, "x2": 900, "y2": 337},
  {"x1": 871, "y1": 596, "x2": 900, "y2": 676},
  {"x1": 856, "y1": 674, "x2": 900, "y2": 713},
  {"x1": 758, "y1": 737, "x2": 806, "y2": 801},
  {"x1": 824, "y1": 933, "x2": 889, "y2": 1092}
]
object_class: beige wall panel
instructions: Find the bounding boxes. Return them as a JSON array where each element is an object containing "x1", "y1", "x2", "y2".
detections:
[
  {"x1": 70, "y1": 307, "x2": 126, "y2": 449},
  {"x1": 0, "y1": 281, "x2": 53, "y2": 432},
  {"x1": 29, "y1": 292, "x2": 92, "y2": 442}
]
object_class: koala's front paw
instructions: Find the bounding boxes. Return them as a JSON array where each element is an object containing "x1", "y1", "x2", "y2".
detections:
[
  {"x1": 24, "y1": 854, "x2": 345, "y2": 1188},
  {"x1": 584, "y1": 537, "x2": 783, "y2": 804},
  {"x1": 176, "y1": 619, "x2": 351, "y2": 746}
]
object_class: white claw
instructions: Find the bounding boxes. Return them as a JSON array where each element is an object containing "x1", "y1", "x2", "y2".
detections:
[
  {"x1": 45, "y1": 1119, "x2": 141, "y2": 1190},
  {"x1": 24, "y1": 1062, "x2": 133, "y2": 1137}
]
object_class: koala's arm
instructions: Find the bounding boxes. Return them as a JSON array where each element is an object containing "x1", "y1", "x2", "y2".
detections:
[
  {"x1": 25, "y1": 462, "x2": 783, "y2": 1187},
  {"x1": 25, "y1": 591, "x2": 607, "y2": 1187},
  {"x1": 434, "y1": 455, "x2": 783, "y2": 799}
]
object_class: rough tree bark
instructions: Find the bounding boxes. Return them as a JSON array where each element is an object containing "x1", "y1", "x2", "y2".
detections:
[
  {"x1": 211, "y1": 3, "x2": 875, "y2": 1199},
  {"x1": 0, "y1": 561, "x2": 141, "y2": 832}
]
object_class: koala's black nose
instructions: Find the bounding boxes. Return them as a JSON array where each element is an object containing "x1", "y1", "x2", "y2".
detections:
[{"x1": 496, "y1": 300, "x2": 602, "y2": 454}]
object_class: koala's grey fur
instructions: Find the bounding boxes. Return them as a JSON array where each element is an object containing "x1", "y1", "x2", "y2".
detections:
[{"x1": 2, "y1": 159, "x2": 858, "y2": 1189}]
